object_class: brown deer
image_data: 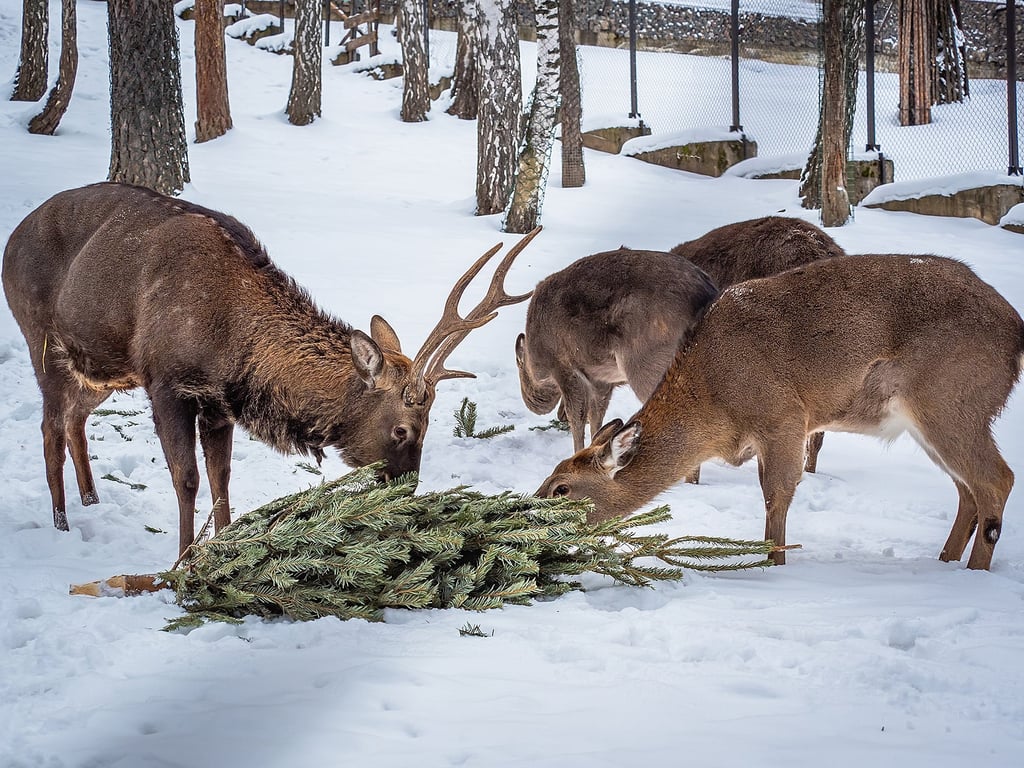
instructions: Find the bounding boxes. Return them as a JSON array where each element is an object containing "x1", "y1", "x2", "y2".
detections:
[
  {"x1": 516, "y1": 217, "x2": 844, "y2": 478},
  {"x1": 535, "y1": 253, "x2": 1024, "y2": 570},
  {"x1": 3, "y1": 182, "x2": 537, "y2": 556}
]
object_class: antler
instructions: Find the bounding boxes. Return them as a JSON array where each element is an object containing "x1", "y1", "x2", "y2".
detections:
[{"x1": 407, "y1": 227, "x2": 541, "y2": 402}]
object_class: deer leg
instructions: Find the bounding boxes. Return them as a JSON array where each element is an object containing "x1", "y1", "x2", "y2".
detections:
[
  {"x1": 40, "y1": 400, "x2": 70, "y2": 531},
  {"x1": 912, "y1": 417, "x2": 1014, "y2": 571},
  {"x1": 939, "y1": 481, "x2": 978, "y2": 563},
  {"x1": 588, "y1": 384, "x2": 615, "y2": 443},
  {"x1": 199, "y1": 416, "x2": 234, "y2": 533},
  {"x1": 756, "y1": 432, "x2": 806, "y2": 565},
  {"x1": 557, "y1": 374, "x2": 590, "y2": 453},
  {"x1": 66, "y1": 391, "x2": 111, "y2": 506},
  {"x1": 151, "y1": 388, "x2": 200, "y2": 557},
  {"x1": 803, "y1": 431, "x2": 825, "y2": 473}
]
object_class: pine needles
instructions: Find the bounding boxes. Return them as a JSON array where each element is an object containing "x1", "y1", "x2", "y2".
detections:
[
  {"x1": 452, "y1": 397, "x2": 515, "y2": 439},
  {"x1": 161, "y1": 465, "x2": 777, "y2": 631}
]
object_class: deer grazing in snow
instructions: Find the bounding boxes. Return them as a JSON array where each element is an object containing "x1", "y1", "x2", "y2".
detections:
[
  {"x1": 535, "y1": 253, "x2": 1024, "y2": 570},
  {"x1": 515, "y1": 216, "x2": 845, "y2": 479},
  {"x1": 3, "y1": 182, "x2": 537, "y2": 556}
]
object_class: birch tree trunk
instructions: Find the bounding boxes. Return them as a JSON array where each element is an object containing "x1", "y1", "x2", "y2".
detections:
[
  {"x1": 559, "y1": 0, "x2": 585, "y2": 188},
  {"x1": 11, "y1": 0, "x2": 48, "y2": 101},
  {"x1": 447, "y1": 0, "x2": 480, "y2": 119},
  {"x1": 504, "y1": 0, "x2": 560, "y2": 232},
  {"x1": 108, "y1": 0, "x2": 190, "y2": 196},
  {"x1": 195, "y1": 0, "x2": 233, "y2": 142},
  {"x1": 287, "y1": 0, "x2": 323, "y2": 126},
  {"x1": 475, "y1": 0, "x2": 522, "y2": 216},
  {"x1": 399, "y1": 0, "x2": 430, "y2": 122},
  {"x1": 28, "y1": 0, "x2": 77, "y2": 135},
  {"x1": 936, "y1": 0, "x2": 968, "y2": 104}
]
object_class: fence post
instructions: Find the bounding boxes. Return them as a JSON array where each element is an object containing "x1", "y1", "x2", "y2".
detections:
[
  {"x1": 279, "y1": 0, "x2": 285, "y2": 28},
  {"x1": 730, "y1": 0, "x2": 741, "y2": 132},
  {"x1": 1008, "y1": 0, "x2": 1022, "y2": 175},
  {"x1": 629, "y1": 0, "x2": 641, "y2": 125},
  {"x1": 324, "y1": 0, "x2": 330, "y2": 46},
  {"x1": 864, "y1": 0, "x2": 878, "y2": 151}
]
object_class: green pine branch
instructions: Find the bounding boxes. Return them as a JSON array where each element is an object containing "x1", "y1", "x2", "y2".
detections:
[
  {"x1": 162, "y1": 465, "x2": 777, "y2": 630},
  {"x1": 453, "y1": 397, "x2": 515, "y2": 439}
]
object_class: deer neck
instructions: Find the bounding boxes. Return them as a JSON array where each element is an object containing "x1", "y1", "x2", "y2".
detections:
[
  {"x1": 611, "y1": 358, "x2": 731, "y2": 511},
  {"x1": 226, "y1": 305, "x2": 364, "y2": 457}
]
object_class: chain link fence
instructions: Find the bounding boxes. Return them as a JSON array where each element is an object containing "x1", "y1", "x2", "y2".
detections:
[{"x1": 569, "y1": 0, "x2": 1022, "y2": 183}]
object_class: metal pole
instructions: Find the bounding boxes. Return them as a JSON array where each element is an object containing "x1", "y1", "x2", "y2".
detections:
[
  {"x1": 1008, "y1": 0, "x2": 1021, "y2": 175},
  {"x1": 730, "y1": 0, "x2": 741, "y2": 132},
  {"x1": 865, "y1": 0, "x2": 878, "y2": 151},
  {"x1": 279, "y1": 0, "x2": 285, "y2": 30},
  {"x1": 323, "y1": 0, "x2": 330, "y2": 46},
  {"x1": 629, "y1": 0, "x2": 640, "y2": 124}
]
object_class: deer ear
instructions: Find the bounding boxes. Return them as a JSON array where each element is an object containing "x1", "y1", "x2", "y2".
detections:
[
  {"x1": 600, "y1": 421, "x2": 642, "y2": 478},
  {"x1": 514, "y1": 333, "x2": 526, "y2": 365},
  {"x1": 590, "y1": 419, "x2": 624, "y2": 448},
  {"x1": 350, "y1": 330, "x2": 384, "y2": 389},
  {"x1": 370, "y1": 315, "x2": 402, "y2": 354}
]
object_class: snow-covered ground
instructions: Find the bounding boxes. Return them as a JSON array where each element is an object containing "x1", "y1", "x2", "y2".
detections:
[{"x1": 2, "y1": 2, "x2": 1024, "y2": 766}]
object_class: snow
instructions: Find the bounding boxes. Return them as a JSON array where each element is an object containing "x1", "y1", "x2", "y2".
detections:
[
  {"x1": 1002, "y1": 202, "x2": 1024, "y2": 228},
  {"x1": 622, "y1": 125, "x2": 750, "y2": 155},
  {"x1": 724, "y1": 150, "x2": 807, "y2": 177},
  {"x1": 2, "y1": 2, "x2": 1024, "y2": 767},
  {"x1": 225, "y1": 13, "x2": 280, "y2": 40},
  {"x1": 862, "y1": 169, "x2": 1024, "y2": 206}
]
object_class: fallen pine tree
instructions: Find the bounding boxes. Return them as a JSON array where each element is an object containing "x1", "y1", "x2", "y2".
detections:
[{"x1": 73, "y1": 465, "x2": 789, "y2": 630}]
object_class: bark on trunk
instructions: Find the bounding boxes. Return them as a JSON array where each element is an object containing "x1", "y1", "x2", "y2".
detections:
[
  {"x1": 28, "y1": 0, "x2": 77, "y2": 135},
  {"x1": 447, "y1": 0, "x2": 480, "y2": 119},
  {"x1": 800, "y1": 0, "x2": 862, "y2": 226},
  {"x1": 108, "y1": 0, "x2": 190, "y2": 196},
  {"x1": 504, "y1": 0, "x2": 560, "y2": 232},
  {"x1": 399, "y1": 0, "x2": 430, "y2": 122},
  {"x1": 898, "y1": 0, "x2": 933, "y2": 125},
  {"x1": 195, "y1": 0, "x2": 233, "y2": 142},
  {"x1": 819, "y1": 0, "x2": 851, "y2": 226},
  {"x1": 559, "y1": 0, "x2": 585, "y2": 188},
  {"x1": 475, "y1": 0, "x2": 522, "y2": 216},
  {"x1": 287, "y1": 0, "x2": 323, "y2": 126},
  {"x1": 11, "y1": 0, "x2": 48, "y2": 101},
  {"x1": 936, "y1": 0, "x2": 968, "y2": 104}
]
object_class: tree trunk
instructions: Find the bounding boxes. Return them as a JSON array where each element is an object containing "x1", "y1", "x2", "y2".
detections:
[
  {"x1": 898, "y1": 0, "x2": 933, "y2": 125},
  {"x1": 936, "y1": 0, "x2": 968, "y2": 104},
  {"x1": 800, "y1": 0, "x2": 862, "y2": 226},
  {"x1": 447, "y1": 0, "x2": 480, "y2": 119},
  {"x1": 11, "y1": 0, "x2": 48, "y2": 101},
  {"x1": 195, "y1": 0, "x2": 232, "y2": 142},
  {"x1": 28, "y1": 0, "x2": 77, "y2": 135},
  {"x1": 287, "y1": 0, "x2": 323, "y2": 126},
  {"x1": 108, "y1": 0, "x2": 190, "y2": 196},
  {"x1": 475, "y1": 0, "x2": 522, "y2": 216},
  {"x1": 399, "y1": 0, "x2": 430, "y2": 122},
  {"x1": 504, "y1": 0, "x2": 560, "y2": 232},
  {"x1": 559, "y1": 0, "x2": 585, "y2": 188}
]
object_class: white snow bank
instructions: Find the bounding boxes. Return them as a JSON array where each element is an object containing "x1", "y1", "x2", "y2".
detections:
[
  {"x1": 862, "y1": 169, "x2": 1024, "y2": 206},
  {"x1": 725, "y1": 151, "x2": 810, "y2": 177},
  {"x1": 622, "y1": 126, "x2": 755, "y2": 156},
  {"x1": 226, "y1": 13, "x2": 280, "y2": 39}
]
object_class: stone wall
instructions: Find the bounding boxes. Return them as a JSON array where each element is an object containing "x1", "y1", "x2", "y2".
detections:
[
  {"x1": 423, "y1": 0, "x2": 1020, "y2": 79},
  {"x1": 248, "y1": 1, "x2": 1021, "y2": 80}
]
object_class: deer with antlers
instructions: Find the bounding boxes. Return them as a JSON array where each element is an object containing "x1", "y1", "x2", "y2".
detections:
[
  {"x1": 536, "y1": 253, "x2": 1024, "y2": 570},
  {"x1": 3, "y1": 182, "x2": 537, "y2": 555}
]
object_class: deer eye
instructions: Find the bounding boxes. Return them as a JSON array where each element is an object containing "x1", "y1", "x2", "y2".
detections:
[
  {"x1": 392, "y1": 426, "x2": 409, "y2": 442},
  {"x1": 552, "y1": 483, "x2": 570, "y2": 498}
]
